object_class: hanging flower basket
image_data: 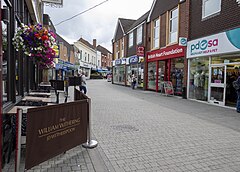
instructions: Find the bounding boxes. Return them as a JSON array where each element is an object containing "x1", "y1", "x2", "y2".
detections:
[{"x1": 12, "y1": 23, "x2": 59, "y2": 68}]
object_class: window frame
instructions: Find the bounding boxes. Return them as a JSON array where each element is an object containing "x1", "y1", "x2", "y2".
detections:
[
  {"x1": 136, "y1": 25, "x2": 142, "y2": 45},
  {"x1": 152, "y1": 18, "x2": 160, "y2": 49},
  {"x1": 128, "y1": 32, "x2": 133, "y2": 48},
  {"x1": 121, "y1": 38, "x2": 124, "y2": 57},
  {"x1": 169, "y1": 7, "x2": 179, "y2": 44},
  {"x1": 202, "y1": 0, "x2": 221, "y2": 19}
]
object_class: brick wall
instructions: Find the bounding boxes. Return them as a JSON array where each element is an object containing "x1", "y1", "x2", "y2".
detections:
[{"x1": 190, "y1": 0, "x2": 240, "y2": 40}]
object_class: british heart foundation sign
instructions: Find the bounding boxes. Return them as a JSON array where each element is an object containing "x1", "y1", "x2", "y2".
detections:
[{"x1": 25, "y1": 100, "x2": 88, "y2": 170}]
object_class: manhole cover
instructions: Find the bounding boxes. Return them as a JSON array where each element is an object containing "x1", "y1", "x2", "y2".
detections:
[{"x1": 111, "y1": 124, "x2": 139, "y2": 132}]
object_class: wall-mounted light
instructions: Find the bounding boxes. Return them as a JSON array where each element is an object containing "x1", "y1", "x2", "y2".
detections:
[{"x1": 1, "y1": 6, "x2": 9, "y2": 24}]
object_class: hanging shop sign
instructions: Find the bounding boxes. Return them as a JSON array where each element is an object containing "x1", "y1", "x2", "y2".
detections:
[
  {"x1": 187, "y1": 27, "x2": 240, "y2": 58},
  {"x1": 179, "y1": 37, "x2": 187, "y2": 46},
  {"x1": 147, "y1": 45, "x2": 185, "y2": 61},
  {"x1": 137, "y1": 46, "x2": 145, "y2": 56}
]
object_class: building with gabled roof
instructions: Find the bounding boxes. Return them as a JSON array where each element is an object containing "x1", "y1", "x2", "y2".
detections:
[
  {"x1": 112, "y1": 11, "x2": 149, "y2": 88},
  {"x1": 97, "y1": 45, "x2": 112, "y2": 71},
  {"x1": 74, "y1": 37, "x2": 97, "y2": 79}
]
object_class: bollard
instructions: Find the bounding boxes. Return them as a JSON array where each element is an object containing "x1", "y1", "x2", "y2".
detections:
[
  {"x1": 82, "y1": 98, "x2": 98, "y2": 149},
  {"x1": 15, "y1": 108, "x2": 23, "y2": 172}
]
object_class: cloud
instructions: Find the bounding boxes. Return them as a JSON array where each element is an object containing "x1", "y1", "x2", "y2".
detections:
[{"x1": 45, "y1": 0, "x2": 153, "y2": 52}]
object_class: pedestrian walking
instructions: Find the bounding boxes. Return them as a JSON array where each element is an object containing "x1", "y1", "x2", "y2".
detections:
[
  {"x1": 233, "y1": 76, "x2": 240, "y2": 112},
  {"x1": 131, "y1": 74, "x2": 137, "y2": 89},
  {"x1": 80, "y1": 71, "x2": 87, "y2": 94}
]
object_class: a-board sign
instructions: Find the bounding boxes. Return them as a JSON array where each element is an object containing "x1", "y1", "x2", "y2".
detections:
[
  {"x1": 163, "y1": 81, "x2": 174, "y2": 95},
  {"x1": 68, "y1": 76, "x2": 82, "y2": 86},
  {"x1": 49, "y1": 80, "x2": 64, "y2": 90},
  {"x1": 25, "y1": 100, "x2": 88, "y2": 170}
]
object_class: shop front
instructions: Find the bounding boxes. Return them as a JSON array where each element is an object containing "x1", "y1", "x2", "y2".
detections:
[
  {"x1": 79, "y1": 61, "x2": 91, "y2": 79},
  {"x1": 146, "y1": 45, "x2": 186, "y2": 95},
  {"x1": 112, "y1": 58, "x2": 126, "y2": 85},
  {"x1": 187, "y1": 27, "x2": 240, "y2": 107},
  {"x1": 126, "y1": 55, "x2": 144, "y2": 88}
]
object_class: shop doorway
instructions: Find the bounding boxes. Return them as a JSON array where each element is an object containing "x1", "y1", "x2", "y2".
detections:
[
  {"x1": 209, "y1": 64, "x2": 226, "y2": 106},
  {"x1": 209, "y1": 63, "x2": 240, "y2": 107},
  {"x1": 225, "y1": 64, "x2": 240, "y2": 107}
]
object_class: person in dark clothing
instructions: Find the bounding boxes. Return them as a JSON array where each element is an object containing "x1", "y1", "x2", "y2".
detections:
[{"x1": 233, "y1": 76, "x2": 240, "y2": 112}]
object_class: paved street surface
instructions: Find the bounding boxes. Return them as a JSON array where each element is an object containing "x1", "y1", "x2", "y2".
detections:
[
  {"x1": 3, "y1": 79, "x2": 240, "y2": 172},
  {"x1": 87, "y1": 80, "x2": 240, "y2": 172}
]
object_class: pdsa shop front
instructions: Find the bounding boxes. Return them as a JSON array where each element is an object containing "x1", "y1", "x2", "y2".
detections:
[{"x1": 187, "y1": 27, "x2": 240, "y2": 107}]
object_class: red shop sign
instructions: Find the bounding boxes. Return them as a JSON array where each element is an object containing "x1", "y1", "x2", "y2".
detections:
[{"x1": 147, "y1": 45, "x2": 185, "y2": 61}]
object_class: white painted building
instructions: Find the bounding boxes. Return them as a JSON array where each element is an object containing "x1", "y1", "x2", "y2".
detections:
[{"x1": 74, "y1": 38, "x2": 97, "y2": 79}]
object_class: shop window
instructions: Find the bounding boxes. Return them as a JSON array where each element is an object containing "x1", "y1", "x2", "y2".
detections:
[
  {"x1": 152, "y1": 19, "x2": 160, "y2": 49},
  {"x1": 170, "y1": 58, "x2": 184, "y2": 95},
  {"x1": 121, "y1": 38, "x2": 124, "y2": 57},
  {"x1": 148, "y1": 62, "x2": 156, "y2": 90},
  {"x1": 137, "y1": 25, "x2": 142, "y2": 45},
  {"x1": 129, "y1": 32, "x2": 133, "y2": 48},
  {"x1": 2, "y1": 21, "x2": 8, "y2": 104},
  {"x1": 169, "y1": 7, "x2": 179, "y2": 44},
  {"x1": 138, "y1": 63, "x2": 144, "y2": 88},
  {"x1": 202, "y1": 0, "x2": 221, "y2": 19},
  {"x1": 189, "y1": 57, "x2": 209, "y2": 101},
  {"x1": 158, "y1": 61, "x2": 166, "y2": 92},
  {"x1": 126, "y1": 65, "x2": 131, "y2": 86},
  {"x1": 113, "y1": 66, "x2": 125, "y2": 85}
]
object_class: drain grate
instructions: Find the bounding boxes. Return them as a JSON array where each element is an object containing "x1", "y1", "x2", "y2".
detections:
[{"x1": 111, "y1": 124, "x2": 139, "y2": 132}]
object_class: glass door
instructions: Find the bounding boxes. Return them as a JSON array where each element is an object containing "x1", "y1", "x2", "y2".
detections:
[{"x1": 208, "y1": 64, "x2": 226, "y2": 106}]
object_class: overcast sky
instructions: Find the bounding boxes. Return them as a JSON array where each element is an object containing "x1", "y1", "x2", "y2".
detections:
[{"x1": 44, "y1": 0, "x2": 153, "y2": 52}]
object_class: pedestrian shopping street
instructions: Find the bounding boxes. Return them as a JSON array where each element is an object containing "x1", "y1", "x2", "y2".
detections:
[
  {"x1": 5, "y1": 79, "x2": 240, "y2": 172},
  {"x1": 86, "y1": 80, "x2": 240, "y2": 172}
]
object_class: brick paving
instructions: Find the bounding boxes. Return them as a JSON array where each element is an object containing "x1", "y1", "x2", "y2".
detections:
[
  {"x1": 3, "y1": 79, "x2": 240, "y2": 172},
  {"x1": 87, "y1": 80, "x2": 240, "y2": 172}
]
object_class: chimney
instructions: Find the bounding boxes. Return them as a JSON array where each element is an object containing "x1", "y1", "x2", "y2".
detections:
[{"x1": 93, "y1": 39, "x2": 97, "y2": 49}]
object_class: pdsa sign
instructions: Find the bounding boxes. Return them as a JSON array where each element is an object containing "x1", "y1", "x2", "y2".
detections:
[{"x1": 187, "y1": 27, "x2": 240, "y2": 58}]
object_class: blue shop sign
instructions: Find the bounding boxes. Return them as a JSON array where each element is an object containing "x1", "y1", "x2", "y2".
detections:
[
  {"x1": 129, "y1": 56, "x2": 139, "y2": 64},
  {"x1": 115, "y1": 59, "x2": 122, "y2": 65},
  {"x1": 55, "y1": 63, "x2": 63, "y2": 70}
]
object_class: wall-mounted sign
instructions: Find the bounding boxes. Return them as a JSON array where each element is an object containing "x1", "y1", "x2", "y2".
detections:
[
  {"x1": 121, "y1": 58, "x2": 126, "y2": 65},
  {"x1": 179, "y1": 37, "x2": 187, "y2": 46},
  {"x1": 115, "y1": 59, "x2": 122, "y2": 65},
  {"x1": 147, "y1": 45, "x2": 185, "y2": 61},
  {"x1": 137, "y1": 46, "x2": 145, "y2": 56},
  {"x1": 42, "y1": 0, "x2": 63, "y2": 5},
  {"x1": 129, "y1": 56, "x2": 139, "y2": 64},
  {"x1": 187, "y1": 27, "x2": 240, "y2": 58}
]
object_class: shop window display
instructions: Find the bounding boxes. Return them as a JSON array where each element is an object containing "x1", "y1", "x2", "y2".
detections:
[
  {"x1": 2, "y1": 6, "x2": 8, "y2": 104},
  {"x1": 113, "y1": 66, "x2": 125, "y2": 85},
  {"x1": 126, "y1": 66, "x2": 131, "y2": 86},
  {"x1": 148, "y1": 62, "x2": 156, "y2": 90},
  {"x1": 158, "y1": 61, "x2": 165, "y2": 92},
  {"x1": 138, "y1": 63, "x2": 144, "y2": 88},
  {"x1": 189, "y1": 57, "x2": 209, "y2": 101},
  {"x1": 171, "y1": 58, "x2": 184, "y2": 95}
]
